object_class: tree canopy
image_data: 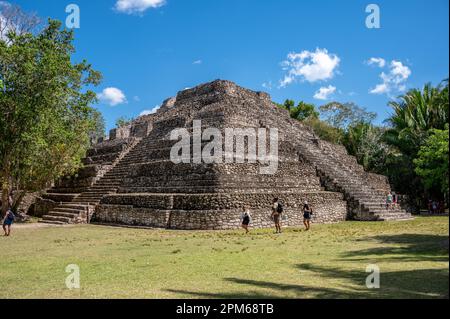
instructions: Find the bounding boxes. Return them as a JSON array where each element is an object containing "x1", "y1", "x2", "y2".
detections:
[
  {"x1": 0, "y1": 17, "x2": 102, "y2": 213},
  {"x1": 414, "y1": 125, "x2": 449, "y2": 196}
]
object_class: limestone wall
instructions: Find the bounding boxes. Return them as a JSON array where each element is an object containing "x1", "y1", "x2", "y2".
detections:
[{"x1": 94, "y1": 191, "x2": 347, "y2": 230}]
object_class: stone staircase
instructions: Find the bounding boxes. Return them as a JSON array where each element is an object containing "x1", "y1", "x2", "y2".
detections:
[
  {"x1": 295, "y1": 134, "x2": 413, "y2": 221},
  {"x1": 40, "y1": 138, "x2": 142, "y2": 225}
]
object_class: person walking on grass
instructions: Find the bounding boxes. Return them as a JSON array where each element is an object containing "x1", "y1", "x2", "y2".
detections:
[
  {"x1": 303, "y1": 201, "x2": 313, "y2": 231},
  {"x1": 271, "y1": 198, "x2": 283, "y2": 234},
  {"x1": 2, "y1": 209, "x2": 15, "y2": 237},
  {"x1": 240, "y1": 206, "x2": 252, "y2": 234}
]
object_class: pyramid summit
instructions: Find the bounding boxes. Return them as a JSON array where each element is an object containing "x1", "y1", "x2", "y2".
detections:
[{"x1": 37, "y1": 80, "x2": 412, "y2": 229}]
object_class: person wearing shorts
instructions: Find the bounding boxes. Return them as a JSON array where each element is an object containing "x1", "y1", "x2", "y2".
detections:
[
  {"x1": 241, "y1": 206, "x2": 252, "y2": 234},
  {"x1": 3, "y1": 209, "x2": 15, "y2": 237},
  {"x1": 271, "y1": 198, "x2": 282, "y2": 234},
  {"x1": 303, "y1": 201, "x2": 313, "y2": 231}
]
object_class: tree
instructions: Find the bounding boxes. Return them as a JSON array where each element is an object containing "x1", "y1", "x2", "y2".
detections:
[
  {"x1": 380, "y1": 80, "x2": 449, "y2": 208},
  {"x1": 319, "y1": 102, "x2": 377, "y2": 129},
  {"x1": 277, "y1": 99, "x2": 343, "y2": 144},
  {"x1": 278, "y1": 100, "x2": 319, "y2": 121},
  {"x1": 115, "y1": 116, "x2": 133, "y2": 128},
  {"x1": 304, "y1": 117, "x2": 344, "y2": 144},
  {"x1": 343, "y1": 122, "x2": 390, "y2": 172},
  {"x1": 89, "y1": 110, "x2": 106, "y2": 145},
  {"x1": 414, "y1": 125, "x2": 449, "y2": 198},
  {"x1": 282, "y1": 99, "x2": 295, "y2": 111},
  {"x1": 0, "y1": 18, "x2": 102, "y2": 214},
  {"x1": 0, "y1": 2, "x2": 41, "y2": 42},
  {"x1": 291, "y1": 101, "x2": 319, "y2": 121},
  {"x1": 384, "y1": 81, "x2": 449, "y2": 157}
]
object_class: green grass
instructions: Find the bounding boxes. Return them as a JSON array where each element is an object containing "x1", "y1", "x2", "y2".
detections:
[{"x1": 1, "y1": 217, "x2": 448, "y2": 299}]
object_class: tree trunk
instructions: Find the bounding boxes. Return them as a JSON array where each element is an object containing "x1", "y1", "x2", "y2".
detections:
[
  {"x1": 1, "y1": 166, "x2": 11, "y2": 216},
  {"x1": 12, "y1": 190, "x2": 26, "y2": 214},
  {"x1": 1, "y1": 182, "x2": 9, "y2": 216}
]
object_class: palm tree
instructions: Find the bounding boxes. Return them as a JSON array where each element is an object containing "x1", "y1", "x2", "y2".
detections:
[{"x1": 384, "y1": 80, "x2": 449, "y2": 156}]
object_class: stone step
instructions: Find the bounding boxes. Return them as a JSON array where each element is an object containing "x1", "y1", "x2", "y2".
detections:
[
  {"x1": 81, "y1": 190, "x2": 115, "y2": 195},
  {"x1": 47, "y1": 211, "x2": 80, "y2": 219},
  {"x1": 378, "y1": 216, "x2": 414, "y2": 221},
  {"x1": 76, "y1": 196, "x2": 104, "y2": 200},
  {"x1": 51, "y1": 207, "x2": 85, "y2": 214},
  {"x1": 42, "y1": 215, "x2": 72, "y2": 223},
  {"x1": 72, "y1": 201, "x2": 101, "y2": 206},
  {"x1": 39, "y1": 220, "x2": 66, "y2": 225},
  {"x1": 59, "y1": 203, "x2": 91, "y2": 210},
  {"x1": 369, "y1": 210, "x2": 407, "y2": 216}
]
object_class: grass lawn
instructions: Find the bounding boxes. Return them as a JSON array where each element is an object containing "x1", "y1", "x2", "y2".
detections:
[{"x1": 1, "y1": 217, "x2": 448, "y2": 299}]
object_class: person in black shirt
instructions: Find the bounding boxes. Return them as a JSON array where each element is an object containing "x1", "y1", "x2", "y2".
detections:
[
  {"x1": 303, "y1": 201, "x2": 313, "y2": 231},
  {"x1": 241, "y1": 206, "x2": 252, "y2": 234}
]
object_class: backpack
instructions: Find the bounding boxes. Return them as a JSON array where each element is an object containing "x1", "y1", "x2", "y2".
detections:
[
  {"x1": 277, "y1": 203, "x2": 284, "y2": 214},
  {"x1": 7, "y1": 210, "x2": 15, "y2": 221}
]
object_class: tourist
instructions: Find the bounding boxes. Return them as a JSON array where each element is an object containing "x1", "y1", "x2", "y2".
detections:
[
  {"x1": 2, "y1": 208, "x2": 15, "y2": 237},
  {"x1": 303, "y1": 201, "x2": 313, "y2": 231},
  {"x1": 386, "y1": 192, "x2": 393, "y2": 210},
  {"x1": 432, "y1": 201, "x2": 438, "y2": 214},
  {"x1": 240, "y1": 206, "x2": 252, "y2": 234},
  {"x1": 271, "y1": 198, "x2": 283, "y2": 234}
]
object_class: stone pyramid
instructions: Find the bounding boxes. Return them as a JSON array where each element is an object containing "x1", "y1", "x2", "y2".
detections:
[{"x1": 38, "y1": 80, "x2": 412, "y2": 229}]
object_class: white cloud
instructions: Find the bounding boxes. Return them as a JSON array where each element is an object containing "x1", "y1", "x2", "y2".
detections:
[
  {"x1": 115, "y1": 0, "x2": 166, "y2": 14},
  {"x1": 98, "y1": 87, "x2": 127, "y2": 106},
  {"x1": 314, "y1": 85, "x2": 337, "y2": 100},
  {"x1": 370, "y1": 82, "x2": 389, "y2": 94},
  {"x1": 367, "y1": 57, "x2": 386, "y2": 68},
  {"x1": 369, "y1": 60, "x2": 411, "y2": 95},
  {"x1": 279, "y1": 48, "x2": 340, "y2": 87},
  {"x1": 139, "y1": 105, "x2": 160, "y2": 116},
  {"x1": 192, "y1": 60, "x2": 202, "y2": 65},
  {"x1": 262, "y1": 81, "x2": 273, "y2": 90}
]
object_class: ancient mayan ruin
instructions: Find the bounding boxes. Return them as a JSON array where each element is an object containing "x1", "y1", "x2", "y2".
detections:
[{"x1": 35, "y1": 80, "x2": 412, "y2": 229}]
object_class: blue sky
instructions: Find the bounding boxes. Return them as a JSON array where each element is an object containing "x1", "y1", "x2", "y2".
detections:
[{"x1": 10, "y1": 0, "x2": 450, "y2": 132}]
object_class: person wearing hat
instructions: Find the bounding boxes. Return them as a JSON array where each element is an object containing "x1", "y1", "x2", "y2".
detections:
[{"x1": 303, "y1": 201, "x2": 313, "y2": 231}]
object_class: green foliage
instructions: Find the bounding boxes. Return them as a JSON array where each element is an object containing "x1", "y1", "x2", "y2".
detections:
[
  {"x1": 343, "y1": 123, "x2": 390, "y2": 172},
  {"x1": 304, "y1": 117, "x2": 344, "y2": 144},
  {"x1": 414, "y1": 126, "x2": 449, "y2": 196},
  {"x1": 384, "y1": 81, "x2": 449, "y2": 157},
  {"x1": 89, "y1": 110, "x2": 106, "y2": 145},
  {"x1": 277, "y1": 99, "x2": 338, "y2": 143},
  {"x1": 320, "y1": 102, "x2": 377, "y2": 129},
  {"x1": 115, "y1": 116, "x2": 133, "y2": 128},
  {"x1": 291, "y1": 101, "x2": 319, "y2": 121},
  {"x1": 0, "y1": 19, "x2": 102, "y2": 204},
  {"x1": 277, "y1": 99, "x2": 319, "y2": 121},
  {"x1": 382, "y1": 80, "x2": 449, "y2": 202}
]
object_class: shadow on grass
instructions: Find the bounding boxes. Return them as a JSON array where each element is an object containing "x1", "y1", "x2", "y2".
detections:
[
  {"x1": 166, "y1": 234, "x2": 449, "y2": 299},
  {"x1": 343, "y1": 234, "x2": 449, "y2": 263},
  {"x1": 166, "y1": 266, "x2": 448, "y2": 299}
]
